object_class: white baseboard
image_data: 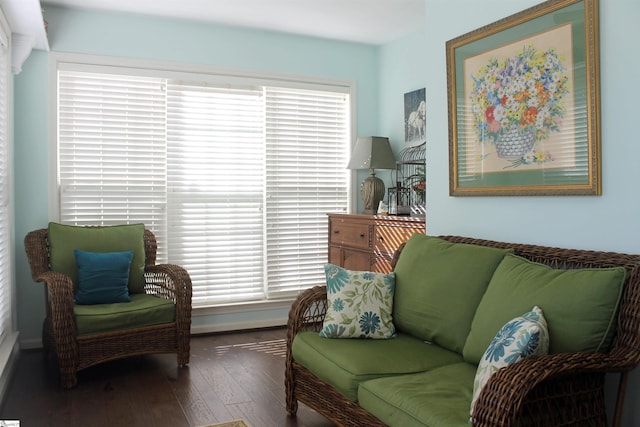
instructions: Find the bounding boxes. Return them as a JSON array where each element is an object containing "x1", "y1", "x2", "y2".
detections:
[
  {"x1": 18, "y1": 315, "x2": 290, "y2": 348},
  {"x1": 190, "y1": 317, "x2": 288, "y2": 335},
  {"x1": 18, "y1": 338, "x2": 41, "y2": 350},
  {"x1": 0, "y1": 331, "x2": 20, "y2": 406}
]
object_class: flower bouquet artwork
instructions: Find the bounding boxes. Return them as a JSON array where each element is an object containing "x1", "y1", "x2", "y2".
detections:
[
  {"x1": 447, "y1": 0, "x2": 601, "y2": 196},
  {"x1": 464, "y1": 25, "x2": 575, "y2": 172},
  {"x1": 471, "y1": 45, "x2": 568, "y2": 168}
]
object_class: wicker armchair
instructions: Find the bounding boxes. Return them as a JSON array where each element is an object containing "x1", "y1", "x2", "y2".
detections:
[
  {"x1": 24, "y1": 227, "x2": 192, "y2": 388},
  {"x1": 285, "y1": 236, "x2": 640, "y2": 427}
]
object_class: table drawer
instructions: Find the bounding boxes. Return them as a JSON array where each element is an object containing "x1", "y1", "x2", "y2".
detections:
[{"x1": 330, "y1": 221, "x2": 372, "y2": 250}]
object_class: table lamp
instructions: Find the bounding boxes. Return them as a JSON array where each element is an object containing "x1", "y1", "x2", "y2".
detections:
[{"x1": 347, "y1": 136, "x2": 396, "y2": 214}]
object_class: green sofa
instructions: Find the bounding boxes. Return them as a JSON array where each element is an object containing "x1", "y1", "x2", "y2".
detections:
[{"x1": 285, "y1": 234, "x2": 640, "y2": 427}]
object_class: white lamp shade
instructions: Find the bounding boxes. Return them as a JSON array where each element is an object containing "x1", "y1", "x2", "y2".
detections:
[{"x1": 347, "y1": 136, "x2": 396, "y2": 170}]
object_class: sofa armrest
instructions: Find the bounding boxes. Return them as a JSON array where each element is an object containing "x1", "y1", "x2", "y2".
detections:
[
  {"x1": 287, "y1": 285, "x2": 328, "y2": 339},
  {"x1": 472, "y1": 351, "x2": 623, "y2": 426},
  {"x1": 285, "y1": 285, "x2": 328, "y2": 415},
  {"x1": 286, "y1": 285, "x2": 328, "y2": 363}
]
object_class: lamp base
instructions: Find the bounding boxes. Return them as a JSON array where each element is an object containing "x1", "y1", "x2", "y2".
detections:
[{"x1": 361, "y1": 173, "x2": 385, "y2": 215}]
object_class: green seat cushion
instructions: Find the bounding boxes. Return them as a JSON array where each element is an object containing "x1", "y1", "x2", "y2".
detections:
[
  {"x1": 463, "y1": 253, "x2": 626, "y2": 364},
  {"x1": 292, "y1": 331, "x2": 463, "y2": 402},
  {"x1": 74, "y1": 293, "x2": 175, "y2": 336},
  {"x1": 48, "y1": 222, "x2": 146, "y2": 294},
  {"x1": 358, "y1": 362, "x2": 475, "y2": 427},
  {"x1": 393, "y1": 234, "x2": 512, "y2": 353}
]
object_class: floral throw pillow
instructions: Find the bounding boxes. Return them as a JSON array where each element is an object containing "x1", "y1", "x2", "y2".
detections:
[
  {"x1": 319, "y1": 264, "x2": 396, "y2": 339},
  {"x1": 470, "y1": 306, "x2": 549, "y2": 421}
]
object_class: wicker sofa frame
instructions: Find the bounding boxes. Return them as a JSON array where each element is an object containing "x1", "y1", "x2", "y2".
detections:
[
  {"x1": 285, "y1": 235, "x2": 640, "y2": 427},
  {"x1": 24, "y1": 228, "x2": 193, "y2": 389}
]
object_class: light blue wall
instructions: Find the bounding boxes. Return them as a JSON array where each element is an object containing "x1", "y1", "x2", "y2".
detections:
[
  {"x1": 14, "y1": 0, "x2": 640, "y2": 422},
  {"x1": 386, "y1": 0, "x2": 640, "y2": 253},
  {"x1": 13, "y1": 6, "x2": 379, "y2": 346},
  {"x1": 379, "y1": 0, "x2": 640, "y2": 424}
]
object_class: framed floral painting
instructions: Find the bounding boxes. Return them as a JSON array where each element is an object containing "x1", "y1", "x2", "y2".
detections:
[{"x1": 446, "y1": 0, "x2": 601, "y2": 196}]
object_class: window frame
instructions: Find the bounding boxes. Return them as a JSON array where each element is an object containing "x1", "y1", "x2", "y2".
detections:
[
  {"x1": 0, "y1": 5, "x2": 18, "y2": 388},
  {"x1": 48, "y1": 53, "x2": 357, "y2": 309}
]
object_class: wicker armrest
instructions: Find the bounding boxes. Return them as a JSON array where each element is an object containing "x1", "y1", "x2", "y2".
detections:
[
  {"x1": 144, "y1": 264, "x2": 192, "y2": 316},
  {"x1": 285, "y1": 285, "x2": 328, "y2": 416},
  {"x1": 33, "y1": 271, "x2": 78, "y2": 351},
  {"x1": 472, "y1": 351, "x2": 618, "y2": 426},
  {"x1": 286, "y1": 285, "x2": 328, "y2": 341},
  {"x1": 34, "y1": 270, "x2": 75, "y2": 312}
]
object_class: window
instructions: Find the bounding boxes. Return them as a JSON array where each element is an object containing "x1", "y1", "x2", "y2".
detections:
[
  {"x1": 56, "y1": 59, "x2": 351, "y2": 306},
  {"x1": 0, "y1": 14, "x2": 11, "y2": 348}
]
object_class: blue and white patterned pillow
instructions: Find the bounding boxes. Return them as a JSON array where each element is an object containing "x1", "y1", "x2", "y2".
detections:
[
  {"x1": 319, "y1": 264, "x2": 396, "y2": 339},
  {"x1": 470, "y1": 306, "x2": 549, "y2": 420}
]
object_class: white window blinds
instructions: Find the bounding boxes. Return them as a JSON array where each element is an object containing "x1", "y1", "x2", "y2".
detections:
[
  {"x1": 57, "y1": 70, "x2": 169, "y2": 256},
  {"x1": 165, "y1": 81, "x2": 266, "y2": 304},
  {"x1": 265, "y1": 87, "x2": 350, "y2": 298},
  {"x1": 0, "y1": 24, "x2": 10, "y2": 345},
  {"x1": 56, "y1": 64, "x2": 350, "y2": 306}
]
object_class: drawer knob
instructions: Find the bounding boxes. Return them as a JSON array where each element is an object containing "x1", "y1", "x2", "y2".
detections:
[{"x1": 359, "y1": 233, "x2": 365, "y2": 238}]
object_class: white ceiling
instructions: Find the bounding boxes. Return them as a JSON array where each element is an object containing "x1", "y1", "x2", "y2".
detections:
[
  {"x1": 42, "y1": 0, "x2": 426, "y2": 45},
  {"x1": 0, "y1": 0, "x2": 49, "y2": 50}
]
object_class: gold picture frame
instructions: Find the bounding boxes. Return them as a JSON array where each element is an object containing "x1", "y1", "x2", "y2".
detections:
[{"x1": 446, "y1": 0, "x2": 601, "y2": 196}]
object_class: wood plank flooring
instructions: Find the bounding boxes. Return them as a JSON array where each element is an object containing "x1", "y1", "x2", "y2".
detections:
[{"x1": 0, "y1": 327, "x2": 336, "y2": 427}]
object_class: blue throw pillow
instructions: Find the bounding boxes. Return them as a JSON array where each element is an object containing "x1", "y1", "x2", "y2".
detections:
[
  {"x1": 470, "y1": 306, "x2": 549, "y2": 422},
  {"x1": 74, "y1": 249, "x2": 134, "y2": 305}
]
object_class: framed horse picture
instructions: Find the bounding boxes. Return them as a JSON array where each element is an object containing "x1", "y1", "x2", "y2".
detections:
[{"x1": 404, "y1": 88, "x2": 426, "y2": 147}]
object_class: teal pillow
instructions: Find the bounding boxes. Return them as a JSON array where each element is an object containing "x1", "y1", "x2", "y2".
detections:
[
  {"x1": 393, "y1": 234, "x2": 512, "y2": 353},
  {"x1": 463, "y1": 253, "x2": 626, "y2": 364},
  {"x1": 74, "y1": 249, "x2": 133, "y2": 305},
  {"x1": 48, "y1": 222, "x2": 146, "y2": 294},
  {"x1": 320, "y1": 264, "x2": 396, "y2": 339},
  {"x1": 470, "y1": 306, "x2": 549, "y2": 422}
]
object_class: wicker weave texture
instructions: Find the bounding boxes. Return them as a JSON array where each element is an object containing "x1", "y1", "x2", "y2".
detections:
[
  {"x1": 285, "y1": 235, "x2": 640, "y2": 427},
  {"x1": 24, "y1": 227, "x2": 193, "y2": 388}
]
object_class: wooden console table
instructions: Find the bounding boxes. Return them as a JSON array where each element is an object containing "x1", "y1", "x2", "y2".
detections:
[{"x1": 327, "y1": 213, "x2": 425, "y2": 273}]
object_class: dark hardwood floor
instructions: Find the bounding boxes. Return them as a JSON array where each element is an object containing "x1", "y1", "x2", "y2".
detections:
[{"x1": 0, "y1": 327, "x2": 336, "y2": 427}]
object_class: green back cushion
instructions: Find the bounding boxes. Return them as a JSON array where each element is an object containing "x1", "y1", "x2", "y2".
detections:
[
  {"x1": 463, "y1": 253, "x2": 626, "y2": 364},
  {"x1": 393, "y1": 234, "x2": 512, "y2": 353},
  {"x1": 48, "y1": 222, "x2": 146, "y2": 294}
]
